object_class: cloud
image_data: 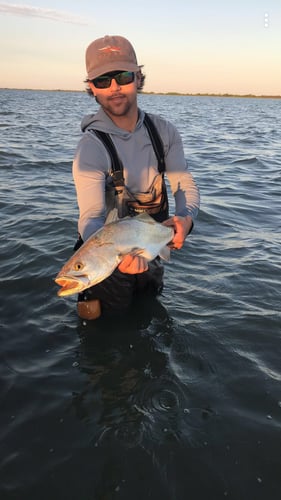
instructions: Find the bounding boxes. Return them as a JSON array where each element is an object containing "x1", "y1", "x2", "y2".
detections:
[{"x1": 0, "y1": 2, "x2": 89, "y2": 25}]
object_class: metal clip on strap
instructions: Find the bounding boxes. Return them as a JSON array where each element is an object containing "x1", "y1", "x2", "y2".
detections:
[{"x1": 93, "y1": 129, "x2": 125, "y2": 186}]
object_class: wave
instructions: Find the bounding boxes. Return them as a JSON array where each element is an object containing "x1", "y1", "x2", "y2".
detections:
[
  {"x1": 1, "y1": 89, "x2": 281, "y2": 500},
  {"x1": 230, "y1": 156, "x2": 264, "y2": 166}
]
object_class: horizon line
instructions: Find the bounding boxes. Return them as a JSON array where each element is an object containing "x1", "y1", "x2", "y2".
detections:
[{"x1": 1, "y1": 87, "x2": 281, "y2": 99}]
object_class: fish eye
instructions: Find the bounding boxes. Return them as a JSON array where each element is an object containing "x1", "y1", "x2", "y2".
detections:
[{"x1": 74, "y1": 261, "x2": 84, "y2": 271}]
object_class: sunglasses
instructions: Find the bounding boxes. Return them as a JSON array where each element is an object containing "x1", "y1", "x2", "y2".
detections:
[{"x1": 91, "y1": 71, "x2": 135, "y2": 89}]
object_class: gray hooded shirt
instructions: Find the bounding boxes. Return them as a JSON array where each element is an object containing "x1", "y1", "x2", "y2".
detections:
[{"x1": 73, "y1": 107, "x2": 200, "y2": 241}]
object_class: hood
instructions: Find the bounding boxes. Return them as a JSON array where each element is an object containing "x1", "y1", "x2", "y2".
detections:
[{"x1": 81, "y1": 107, "x2": 145, "y2": 138}]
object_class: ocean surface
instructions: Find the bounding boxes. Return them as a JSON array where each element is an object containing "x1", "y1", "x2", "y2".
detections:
[{"x1": 0, "y1": 89, "x2": 280, "y2": 500}]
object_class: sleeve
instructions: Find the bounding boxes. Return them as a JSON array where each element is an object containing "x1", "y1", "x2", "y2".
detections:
[
  {"x1": 164, "y1": 122, "x2": 200, "y2": 219},
  {"x1": 72, "y1": 132, "x2": 110, "y2": 241}
]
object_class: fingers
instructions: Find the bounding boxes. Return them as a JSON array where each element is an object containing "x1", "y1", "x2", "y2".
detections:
[
  {"x1": 164, "y1": 216, "x2": 184, "y2": 249},
  {"x1": 163, "y1": 215, "x2": 193, "y2": 250},
  {"x1": 118, "y1": 254, "x2": 149, "y2": 274}
]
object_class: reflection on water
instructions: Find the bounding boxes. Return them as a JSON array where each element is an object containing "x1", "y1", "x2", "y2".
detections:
[{"x1": 68, "y1": 297, "x2": 223, "y2": 499}]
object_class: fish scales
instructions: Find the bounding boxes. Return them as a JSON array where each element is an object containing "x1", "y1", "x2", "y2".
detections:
[{"x1": 55, "y1": 212, "x2": 173, "y2": 297}]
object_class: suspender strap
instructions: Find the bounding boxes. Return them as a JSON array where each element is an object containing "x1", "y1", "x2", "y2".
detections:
[
  {"x1": 143, "y1": 113, "x2": 166, "y2": 173},
  {"x1": 91, "y1": 113, "x2": 165, "y2": 186},
  {"x1": 93, "y1": 129, "x2": 125, "y2": 187}
]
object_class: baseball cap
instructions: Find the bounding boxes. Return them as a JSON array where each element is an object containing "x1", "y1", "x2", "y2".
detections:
[{"x1": 86, "y1": 35, "x2": 140, "y2": 80}]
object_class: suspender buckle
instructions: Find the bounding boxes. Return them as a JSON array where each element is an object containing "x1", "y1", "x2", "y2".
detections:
[{"x1": 111, "y1": 170, "x2": 125, "y2": 187}]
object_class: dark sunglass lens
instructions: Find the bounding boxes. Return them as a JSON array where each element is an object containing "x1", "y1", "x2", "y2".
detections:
[
  {"x1": 93, "y1": 76, "x2": 111, "y2": 88},
  {"x1": 116, "y1": 72, "x2": 134, "y2": 85},
  {"x1": 92, "y1": 71, "x2": 134, "y2": 88}
]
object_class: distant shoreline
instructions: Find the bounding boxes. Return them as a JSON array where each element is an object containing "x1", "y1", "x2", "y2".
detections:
[
  {"x1": 1, "y1": 88, "x2": 280, "y2": 99},
  {"x1": 144, "y1": 92, "x2": 281, "y2": 99}
]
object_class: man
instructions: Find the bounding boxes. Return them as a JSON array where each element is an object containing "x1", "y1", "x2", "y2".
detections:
[{"x1": 73, "y1": 35, "x2": 200, "y2": 320}]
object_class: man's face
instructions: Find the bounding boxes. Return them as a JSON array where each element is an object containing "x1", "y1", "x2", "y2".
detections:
[{"x1": 89, "y1": 71, "x2": 141, "y2": 119}]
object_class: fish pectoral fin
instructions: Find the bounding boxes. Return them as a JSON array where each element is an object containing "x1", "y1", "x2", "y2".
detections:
[
  {"x1": 118, "y1": 247, "x2": 146, "y2": 259},
  {"x1": 130, "y1": 247, "x2": 146, "y2": 257},
  {"x1": 159, "y1": 246, "x2": 171, "y2": 261}
]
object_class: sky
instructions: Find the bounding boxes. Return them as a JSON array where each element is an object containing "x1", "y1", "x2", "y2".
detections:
[{"x1": 0, "y1": 0, "x2": 280, "y2": 95}]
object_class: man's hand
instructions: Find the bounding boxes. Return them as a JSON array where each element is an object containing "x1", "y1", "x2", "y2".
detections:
[
  {"x1": 163, "y1": 215, "x2": 193, "y2": 250},
  {"x1": 118, "y1": 215, "x2": 193, "y2": 273},
  {"x1": 118, "y1": 254, "x2": 149, "y2": 274}
]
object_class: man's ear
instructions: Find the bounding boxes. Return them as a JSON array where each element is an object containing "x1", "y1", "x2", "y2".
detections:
[
  {"x1": 136, "y1": 71, "x2": 142, "y2": 89},
  {"x1": 136, "y1": 70, "x2": 145, "y2": 91}
]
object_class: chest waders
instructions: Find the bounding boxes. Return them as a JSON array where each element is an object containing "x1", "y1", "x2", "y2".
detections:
[{"x1": 91, "y1": 113, "x2": 169, "y2": 222}]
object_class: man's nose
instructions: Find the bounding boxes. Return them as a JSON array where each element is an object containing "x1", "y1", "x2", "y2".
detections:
[{"x1": 110, "y1": 78, "x2": 121, "y2": 90}]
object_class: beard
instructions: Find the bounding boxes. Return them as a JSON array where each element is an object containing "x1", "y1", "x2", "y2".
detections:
[{"x1": 95, "y1": 93, "x2": 135, "y2": 118}]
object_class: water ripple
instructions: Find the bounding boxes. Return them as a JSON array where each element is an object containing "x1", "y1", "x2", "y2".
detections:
[{"x1": 1, "y1": 90, "x2": 281, "y2": 499}]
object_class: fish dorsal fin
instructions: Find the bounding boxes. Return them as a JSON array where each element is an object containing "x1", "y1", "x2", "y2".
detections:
[
  {"x1": 106, "y1": 210, "x2": 155, "y2": 226},
  {"x1": 135, "y1": 212, "x2": 155, "y2": 225},
  {"x1": 105, "y1": 208, "x2": 119, "y2": 225}
]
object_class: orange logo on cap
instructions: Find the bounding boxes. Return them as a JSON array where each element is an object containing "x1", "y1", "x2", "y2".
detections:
[{"x1": 98, "y1": 45, "x2": 121, "y2": 53}]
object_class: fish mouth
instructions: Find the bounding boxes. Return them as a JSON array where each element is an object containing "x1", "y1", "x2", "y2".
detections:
[{"x1": 55, "y1": 276, "x2": 87, "y2": 297}]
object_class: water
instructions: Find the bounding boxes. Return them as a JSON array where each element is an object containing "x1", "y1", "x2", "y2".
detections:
[{"x1": 0, "y1": 89, "x2": 280, "y2": 500}]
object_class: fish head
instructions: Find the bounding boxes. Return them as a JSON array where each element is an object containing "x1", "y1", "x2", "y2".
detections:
[
  {"x1": 55, "y1": 249, "x2": 118, "y2": 297},
  {"x1": 55, "y1": 256, "x2": 93, "y2": 296}
]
